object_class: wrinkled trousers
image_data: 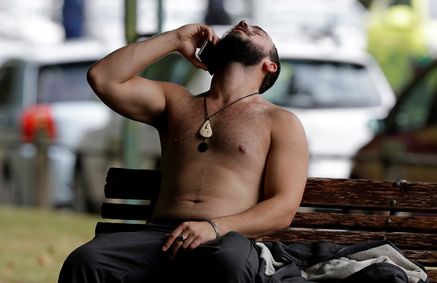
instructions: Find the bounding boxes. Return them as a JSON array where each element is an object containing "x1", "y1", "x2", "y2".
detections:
[{"x1": 58, "y1": 223, "x2": 260, "y2": 283}]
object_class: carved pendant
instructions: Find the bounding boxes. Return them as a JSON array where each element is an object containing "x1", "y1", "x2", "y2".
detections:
[
  {"x1": 197, "y1": 141, "x2": 209, "y2": 152},
  {"x1": 199, "y1": 120, "x2": 213, "y2": 138}
]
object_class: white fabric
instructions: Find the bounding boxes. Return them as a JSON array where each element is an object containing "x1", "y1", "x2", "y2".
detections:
[
  {"x1": 257, "y1": 242, "x2": 427, "y2": 282},
  {"x1": 302, "y1": 244, "x2": 427, "y2": 283},
  {"x1": 256, "y1": 242, "x2": 286, "y2": 276}
]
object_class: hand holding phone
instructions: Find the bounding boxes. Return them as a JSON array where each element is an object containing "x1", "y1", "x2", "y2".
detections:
[{"x1": 198, "y1": 40, "x2": 217, "y2": 75}]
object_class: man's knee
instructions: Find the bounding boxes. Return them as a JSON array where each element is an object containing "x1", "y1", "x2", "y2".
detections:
[
  {"x1": 181, "y1": 232, "x2": 259, "y2": 282},
  {"x1": 59, "y1": 242, "x2": 103, "y2": 281},
  {"x1": 214, "y1": 232, "x2": 255, "y2": 263}
]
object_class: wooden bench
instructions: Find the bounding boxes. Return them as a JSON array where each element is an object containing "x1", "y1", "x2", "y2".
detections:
[{"x1": 95, "y1": 167, "x2": 437, "y2": 282}]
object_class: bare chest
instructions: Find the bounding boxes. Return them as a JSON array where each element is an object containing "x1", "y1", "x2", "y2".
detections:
[{"x1": 163, "y1": 98, "x2": 271, "y2": 156}]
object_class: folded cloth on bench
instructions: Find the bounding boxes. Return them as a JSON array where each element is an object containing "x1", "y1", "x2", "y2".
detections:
[{"x1": 256, "y1": 240, "x2": 428, "y2": 283}]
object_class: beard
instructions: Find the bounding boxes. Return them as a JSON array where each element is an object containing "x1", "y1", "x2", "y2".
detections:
[{"x1": 212, "y1": 31, "x2": 267, "y2": 72}]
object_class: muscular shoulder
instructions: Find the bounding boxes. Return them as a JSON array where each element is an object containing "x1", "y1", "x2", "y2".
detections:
[
  {"x1": 161, "y1": 81, "x2": 193, "y2": 102},
  {"x1": 143, "y1": 81, "x2": 195, "y2": 128},
  {"x1": 159, "y1": 81, "x2": 200, "y2": 113},
  {"x1": 262, "y1": 102, "x2": 307, "y2": 150},
  {"x1": 261, "y1": 102, "x2": 304, "y2": 133}
]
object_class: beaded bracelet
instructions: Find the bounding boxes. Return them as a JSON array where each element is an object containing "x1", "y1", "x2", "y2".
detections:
[{"x1": 205, "y1": 218, "x2": 220, "y2": 240}]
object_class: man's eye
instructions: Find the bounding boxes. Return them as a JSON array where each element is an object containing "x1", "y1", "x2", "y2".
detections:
[{"x1": 254, "y1": 30, "x2": 263, "y2": 37}]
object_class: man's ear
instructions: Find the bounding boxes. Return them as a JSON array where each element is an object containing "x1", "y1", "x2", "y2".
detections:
[{"x1": 262, "y1": 60, "x2": 278, "y2": 73}]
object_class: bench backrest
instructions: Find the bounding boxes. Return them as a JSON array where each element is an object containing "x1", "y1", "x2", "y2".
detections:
[{"x1": 95, "y1": 167, "x2": 437, "y2": 281}]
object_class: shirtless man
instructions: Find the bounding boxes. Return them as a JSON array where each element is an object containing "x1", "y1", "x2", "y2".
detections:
[{"x1": 59, "y1": 20, "x2": 308, "y2": 282}]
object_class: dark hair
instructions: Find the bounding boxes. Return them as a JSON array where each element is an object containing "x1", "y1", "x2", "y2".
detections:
[{"x1": 259, "y1": 45, "x2": 281, "y2": 94}]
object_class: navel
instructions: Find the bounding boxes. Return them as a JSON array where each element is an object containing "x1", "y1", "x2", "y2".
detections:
[
  {"x1": 172, "y1": 137, "x2": 180, "y2": 143},
  {"x1": 238, "y1": 145, "x2": 246, "y2": 154}
]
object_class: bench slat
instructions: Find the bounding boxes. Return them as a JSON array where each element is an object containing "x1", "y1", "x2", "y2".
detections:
[
  {"x1": 403, "y1": 250, "x2": 437, "y2": 266},
  {"x1": 102, "y1": 170, "x2": 437, "y2": 213},
  {"x1": 101, "y1": 203, "x2": 153, "y2": 221},
  {"x1": 384, "y1": 232, "x2": 437, "y2": 251},
  {"x1": 292, "y1": 211, "x2": 437, "y2": 233},
  {"x1": 95, "y1": 222, "x2": 147, "y2": 234},
  {"x1": 262, "y1": 230, "x2": 437, "y2": 254},
  {"x1": 426, "y1": 269, "x2": 437, "y2": 283},
  {"x1": 261, "y1": 229, "x2": 386, "y2": 245},
  {"x1": 104, "y1": 168, "x2": 160, "y2": 199},
  {"x1": 105, "y1": 168, "x2": 160, "y2": 183},
  {"x1": 303, "y1": 178, "x2": 437, "y2": 212}
]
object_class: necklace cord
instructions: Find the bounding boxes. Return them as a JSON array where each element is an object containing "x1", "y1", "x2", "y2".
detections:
[
  {"x1": 203, "y1": 91, "x2": 259, "y2": 120},
  {"x1": 197, "y1": 91, "x2": 258, "y2": 152}
]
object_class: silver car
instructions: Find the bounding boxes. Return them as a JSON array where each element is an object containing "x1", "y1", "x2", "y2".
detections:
[{"x1": 0, "y1": 40, "x2": 125, "y2": 210}]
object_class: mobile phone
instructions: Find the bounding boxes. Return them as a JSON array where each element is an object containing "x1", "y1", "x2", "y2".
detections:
[{"x1": 198, "y1": 40, "x2": 217, "y2": 75}]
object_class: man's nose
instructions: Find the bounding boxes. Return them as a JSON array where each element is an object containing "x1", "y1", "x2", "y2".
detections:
[{"x1": 237, "y1": 20, "x2": 248, "y2": 29}]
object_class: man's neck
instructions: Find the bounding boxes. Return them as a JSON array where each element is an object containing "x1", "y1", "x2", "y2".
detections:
[{"x1": 209, "y1": 64, "x2": 261, "y2": 103}]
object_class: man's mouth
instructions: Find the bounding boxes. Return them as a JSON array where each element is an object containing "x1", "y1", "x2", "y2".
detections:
[{"x1": 233, "y1": 27, "x2": 247, "y2": 35}]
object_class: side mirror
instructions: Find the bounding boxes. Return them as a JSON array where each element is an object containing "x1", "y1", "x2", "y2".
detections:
[{"x1": 368, "y1": 118, "x2": 386, "y2": 135}]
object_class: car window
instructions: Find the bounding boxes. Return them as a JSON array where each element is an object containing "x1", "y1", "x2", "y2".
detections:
[
  {"x1": 37, "y1": 61, "x2": 96, "y2": 103},
  {"x1": 390, "y1": 63, "x2": 437, "y2": 131},
  {"x1": 263, "y1": 59, "x2": 382, "y2": 108}
]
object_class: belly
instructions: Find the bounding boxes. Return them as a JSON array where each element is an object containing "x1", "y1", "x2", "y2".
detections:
[
  {"x1": 151, "y1": 163, "x2": 260, "y2": 221},
  {"x1": 151, "y1": 197, "x2": 235, "y2": 221}
]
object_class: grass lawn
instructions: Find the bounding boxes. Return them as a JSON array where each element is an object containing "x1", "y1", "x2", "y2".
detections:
[{"x1": 0, "y1": 205, "x2": 99, "y2": 283}]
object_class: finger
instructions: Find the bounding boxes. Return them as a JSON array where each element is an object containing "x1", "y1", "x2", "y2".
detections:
[
  {"x1": 181, "y1": 234, "x2": 196, "y2": 250},
  {"x1": 186, "y1": 236, "x2": 201, "y2": 250},
  {"x1": 162, "y1": 234, "x2": 176, "y2": 252},
  {"x1": 162, "y1": 224, "x2": 186, "y2": 251},
  {"x1": 190, "y1": 56, "x2": 208, "y2": 71},
  {"x1": 188, "y1": 236, "x2": 204, "y2": 250},
  {"x1": 211, "y1": 33, "x2": 220, "y2": 45},
  {"x1": 201, "y1": 25, "x2": 217, "y2": 43},
  {"x1": 170, "y1": 238, "x2": 185, "y2": 259}
]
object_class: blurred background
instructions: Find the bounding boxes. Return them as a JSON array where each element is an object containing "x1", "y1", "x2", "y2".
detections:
[{"x1": 0, "y1": 0, "x2": 436, "y2": 281}]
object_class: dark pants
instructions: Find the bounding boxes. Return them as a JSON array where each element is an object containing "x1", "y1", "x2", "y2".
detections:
[{"x1": 58, "y1": 223, "x2": 260, "y2": 283}]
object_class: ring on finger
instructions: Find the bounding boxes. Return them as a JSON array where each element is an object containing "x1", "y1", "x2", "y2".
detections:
[{"x1": 177, "y1": 234, "x2": 187, "y2": 242}]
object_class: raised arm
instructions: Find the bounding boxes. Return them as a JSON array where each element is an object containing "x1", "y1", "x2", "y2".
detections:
[{"x1": 87, "y1": 24, "x2": 219, "y2": 125}]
